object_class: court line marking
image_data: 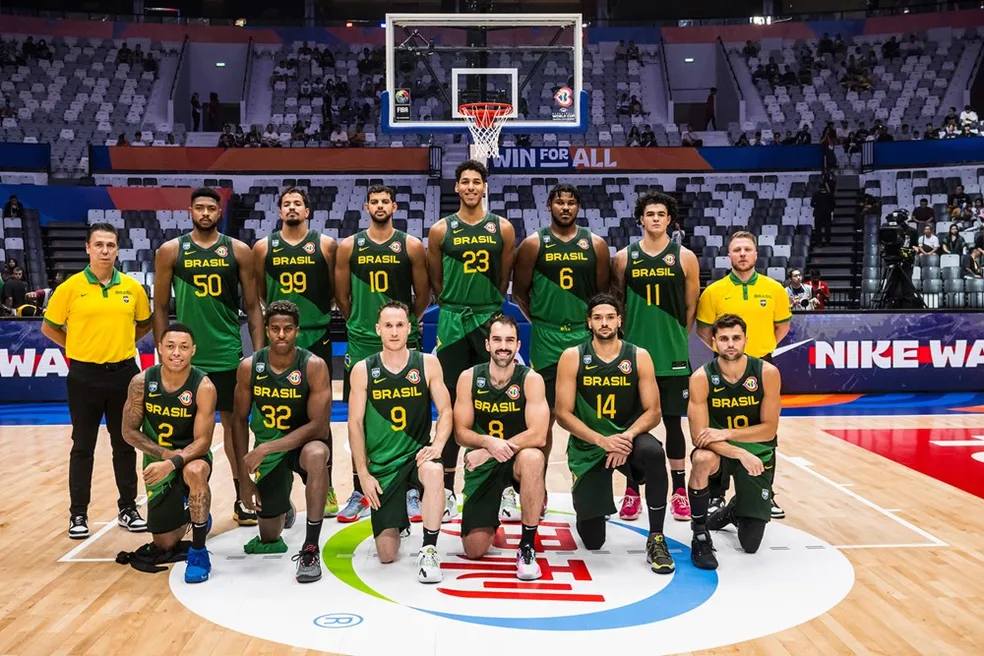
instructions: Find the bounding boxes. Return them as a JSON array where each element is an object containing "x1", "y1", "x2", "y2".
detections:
[{"x1": 777, "y1": 453, "x2": 948, "y2": 549}]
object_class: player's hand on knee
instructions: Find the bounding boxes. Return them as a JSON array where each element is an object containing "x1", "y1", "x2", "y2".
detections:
[
  {"x1": 362, "y1": 474, "x2": 383, "y2": 510},
  {"x1": 486, "y1": 439, "x2": 513, "y2": 463},
  {"x1": 608, "y1": 432, "x2": 633, "y2": 455},
  {"x1": 606, "y1": 453, "x2": 628, "y2": 469},
  {"x1": 143, "y1": 461, "x2": 173, "y2": 487},
  {"x1": 464, "y1": 449, "x2": 491, "y2": 471},
  {"x1": 416, "y1": 445, "x2": 441, "y2": 466},
  {"x1": 241, "y1": 478, "x2": 261, "y2": 511},
  {"x1": 738, "y1": 451, "x2": 765, "y2": 477}
]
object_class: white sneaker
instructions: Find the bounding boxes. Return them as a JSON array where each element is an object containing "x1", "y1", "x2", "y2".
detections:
[
  {"x1": 516, "y1": 545, "x2": 542, "y2": 581},
  {"x1": 498, "y1": 486, "x2": 521, "y2": 523},
  {"x1": 442, "y1": 489, "x2": 458, "y2": 524},
  {"x1": 417, "y1": 545, "x2": 443, "y2": 583}
]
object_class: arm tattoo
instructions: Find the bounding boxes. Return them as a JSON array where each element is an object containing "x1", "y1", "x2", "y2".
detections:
[
  {"x1": 123, "y1": 375, "x2": 169, "y2": 459},
  {"x1": 187, "y1": 490, "x2": 211, "y2": 525}
]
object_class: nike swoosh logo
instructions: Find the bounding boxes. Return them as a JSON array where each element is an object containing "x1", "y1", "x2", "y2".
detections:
[
  {"x1": 476, "y1": 389, "x2": 489, "y2": 394},
  {"x1": 322, "y1": 338, "x2": 331, "y2": 345},
  {"x1": 771, "y1": 338, "x2": 814, "y2": 358},
  {"x1": 256, "y1": 375, "x2": 268, "y2": 380},
  {"x1": 544, "y1": 243, "x2": 556, "y2": 249},
  {"x1": 373, "y1": 378, "x2": 385, "y2": 384},
  {"x1": 584, "y1": 365, "x2": 598, "y2": 370},
  {"x1": 359, "y1": 247, "x2": 369, "y2": 252},
  {"x1": 273, "y1": 248, "x2": 284, "y2": 253},
  {"x1": 453, "y1": 229, "x2": 464, "y2": 234},
  {"x1": 80, "y1": 293, "x2": 89, "y2": 297},
  {"x1": 148, "y1": 393, "x2": 161, "y2": 398},
  {"x1": 713, "y1": 387, "x2": 725, "y2": 393}
]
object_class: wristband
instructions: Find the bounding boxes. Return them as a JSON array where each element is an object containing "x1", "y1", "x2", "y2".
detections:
[{"x1": 169, "y1": 454, "x2": 185, "y2": 470}]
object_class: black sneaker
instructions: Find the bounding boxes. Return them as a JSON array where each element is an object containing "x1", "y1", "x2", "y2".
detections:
[
  {"x1": 284, "y1": 501, "x2": 296, "y2": 530},
  {"x1": 707, "y1": 497, "x2": 737, "y2": 531},
  {"x1": 234, "y1": 499, "x2": 258, "y2": 526},
  {"x1": 292, "y1": 543, "x2": 322, "y2": 583},
  {"x1": 691, "y1": 531, "x2": 718, "y2": 570},
  {"x1": 707, "y1": 496, "x2": 726, "y2": 516},
  {"x1": 770, "y1": 497, "x2": 785, "y2": 520},
  {"x1": 69, "y1": 514, "x2": 89, "y2": 540},
  {"x1": 118, "y1": 506, "x2": 147, "y2": 532},
  {"x1": 645, "y1": 533, "x2": 676, "y2": 574}
]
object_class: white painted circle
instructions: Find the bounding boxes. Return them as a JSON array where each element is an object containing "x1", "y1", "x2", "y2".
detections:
[{"x1": 170, "y1": 494, "x2": 854, "y2": 655}]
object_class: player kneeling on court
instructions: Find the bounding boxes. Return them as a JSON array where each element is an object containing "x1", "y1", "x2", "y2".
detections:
[
  {"x1": 232, "y1": 301, "x2": 333, "y2": 583},
  {"x1": 121, "y1": 323, "x2": 217, "y2": 583},
  {"x1": 686, "y1": 314, "x2": 782, "y2": 571},
  {"x1": 454, "y1": 315, "x2": 550, "y2": 581},
  {"x1": 348, "y1": 302, "x2": 453, "y2": 583}
]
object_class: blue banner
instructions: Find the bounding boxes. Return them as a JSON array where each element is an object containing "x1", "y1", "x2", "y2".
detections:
[
  {"x1": 874, "y1": 139, "x2": 984, "y2": 168},
  {"x1": 0, "y1": 142, "x2": 50, "y2": 171}
]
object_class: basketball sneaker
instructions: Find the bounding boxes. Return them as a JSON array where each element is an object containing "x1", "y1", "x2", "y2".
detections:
[
  {"x1": 670, "y1": 488, "x2": 692, "y2": 521},
  {"x1": 337, "y1": 491, "x2": 370, "y2": 523},
  {"x1": 707, "y1": 497, "x2": 737, "y2": 531},
  {"x1": 707, "y1": 496, "x2": 726, "y2": 516},
  {"x1": 118, "y1": 506, "x2": 147, "y2": 532},
  {"x1": 690, "y1": 530, "x2": 718, "y2": 570},
  {"x1": 323, "y1": 487, "x2": 339, "y2": 518},
  {"x1": 233, "y1": 499, "x2": 258, "y2": 526},
  {"x1": 443, "y1": 489, "x2": 458, "y2": 524},
  {"x1": 516, "y1": 545, "x2": 542, "y2": 581},
  {"x1": 293, "y1": 543, "x2": 322, "y2": 583},
  {"x1": 417, "y1": 545, "x2": 443, "y2": 583},
  {"x1": 498, "y1": 486, "x2": 521, "y2": 523},
  {"x1": 284, "y1": 501, "x2": 297, "y2": 529},
  {"x1": 646, "y1": 534, "x2": 675, "y2": 574},
  {"x1": 68, "y1": 514, "x2": 89, "y2": 539},
  {"x1": 185, "y1": 547, "x2": 211, "y2": 584},
  {"x1": 407, "y1": 489, "x2": 422, "y2": 523},
  {"x1": 770, "y1": 497, "x2": 786, "y2": 520},
  {"x1": 618, "y1": 488, "x2": 641, "y2": 520}
]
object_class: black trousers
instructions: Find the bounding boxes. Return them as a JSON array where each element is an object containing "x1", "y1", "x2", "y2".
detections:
[{"x1": 67, "y1": 359, "x2": 140, "y2": 516}]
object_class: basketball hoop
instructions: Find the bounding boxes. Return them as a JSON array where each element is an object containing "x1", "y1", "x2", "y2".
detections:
[{"x1": 459, "y1": 102, "x2": 513, "y2": 161}]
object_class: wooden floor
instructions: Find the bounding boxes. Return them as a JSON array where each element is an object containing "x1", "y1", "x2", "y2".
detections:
[{"x1": 2, "y1": 407, "x2": 984, "y2": 655}]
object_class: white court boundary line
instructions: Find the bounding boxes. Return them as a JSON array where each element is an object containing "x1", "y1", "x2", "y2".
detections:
[
  {"x1": 59, "y1": 443, "x2": 226, "y2": 564},
  {"x1": 778, "y1": 453, "x2": 948, "y2": 550}
]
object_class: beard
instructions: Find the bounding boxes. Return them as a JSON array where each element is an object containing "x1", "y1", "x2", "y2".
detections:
[
  {"x1": 552, "y1": 212, "x2": 576, "y2": 227},
  {"x1": 592, "y1": 329, "x2": 617, "y2": 341},
  {"x1": 491, "y1": 351, "x2": 515, "y2": 368},
  {"x1": 718, "y1": 350, "x2": 743, "y2": 362},
  {"x1": 370, "y1": 212, "x2": 392, "y2": 225},
  {"x1": 192, "y1": 219, "x2": 217, "y2": 233}
]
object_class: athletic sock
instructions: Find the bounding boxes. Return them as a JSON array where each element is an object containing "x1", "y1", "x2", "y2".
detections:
[
  {"x1": 305, "y1": 519, "x2": 323, "y2": 547},
  {"x1": 232, "y1": 478, "x2": 241, "y2": 502},
  {"x1": 422, "y1": 527, "x2": 440, "y2": 548},
  {"x1": 443, "y1": 470, "x2": 455, "y2": 491},
  {"x1": 192, "y1": 521, "x2": 208, "y2": 549},
  {"x1": 626, "y1": 478, "x2": 640, "y2": 495},
  {"x1": 353, "y1": 471, "x2": 363, "y2": 495},
  {"x1": 688, "y1": 487, "x2": 710, "y2": 530},
  {"x1": 647, "y1": 503, "x2": 667, "y2": 534},
  {"x1": 519, "y1": 524, "x2": 538, "y2": 550},
  {"x1": 671, "y1": 470, "x2": 686, "y2": 492}
]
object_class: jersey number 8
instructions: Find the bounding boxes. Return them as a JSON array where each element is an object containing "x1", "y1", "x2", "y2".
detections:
[
  {"x1": 193, "y1": 273, "x2": 222, "y2": 298},
  {"x1": 488, "y1": 420, "x2": 504, "y2": 439},
  {"x1": 261, "y1": 405, "x2": 291, "y2": 430},
  {"x1": 462, "y1": 250, "x2": 490, "y2": 274},
  {"x1": 279, "y1": 271, "x2": 307, "y2": 294}
]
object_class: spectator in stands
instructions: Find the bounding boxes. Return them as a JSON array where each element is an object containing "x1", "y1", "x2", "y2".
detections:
[
  {"x1": 795, "y1": 124, "x2": 812, "y2": 145},
  {"x1": 785, "y1": 269, "x2": 816, "y2": 311},
  {"x1": 875, "y1": 126, "x2": 894, "y2": 142},
  {"x1": 115, "y1": 134, "x2": 129, "y2": 146},
  {"x1": 918, "y1": 224, "x2": 940, "y2": 256},
  {"x1": 330, "y1": 124, "x2": 349, "y2": 147},
  {"x1": 0, "y1": 96, "x2": 14, "y2": 120},
  {"x1": 300, "y1": 77, "x2": 312, "y2": 99},
  {"x1": 752, "y1": 64, "x2": 769, "y2": 82},
  {"x1": 944, "y1": 122, "x2": 960, "y2": 139},
  {"x1": 751, "y1": 130, "x2": 764, "y2": 146},
  {"x1": 640, "y1": 125, "x2": 656, "y2": 147},
  {"x1": 834, "y1": 34, "x2": 847, "y2": 57},
  {"x1": 963, "y1": 247, "x2": 984, "y2": 278},
  {"x1": 298, "y1": 41, "x2": 312, "y2": 59},
  {"x1": 5, "y1": 258, "x2": 17, "y2": 276},
  {"x1": 143, "y1": 52, "x2": 158, "y2": 78},
  {"x1": 811, "y1": 179, "x2": 835, "y2": 246},
  {"x1": 262, "y1": 123, "x2": 280, "y2": 147},
  {"x1": 670, "y1": 220, "x2": 685, "y2": 245},
  {"x1": 948, "y1": 185, "x2": 970, "y2": 215},
  {"x1": 941, "y1": 223, "x2": 968, "y2": 256},
  {"x1": 912, "y1": 198, "x2": 935, "y2": 229},
  {"x1": 132, "y1": 44, "x2": 144, "y2": 64},
  {"x1": 924, "y1": 122, "x2": 940, "y2": 139},
  {"x1": 835, "y1": 120, "x2": 850, "y2": 143},
  {"x1": 765, "y1": 56, "x2": 780, "y2": 83},
  {"x1": 705, "y1": 88, "x2": 717, "y2": 130},
  {"x1": 516, "y1": 134, "x2": 532, "y2": 148},
  {"x1": 36, "y1": 39, "x2": 52, "y2": 61},
  {"x1": 780, "y1": 130, "x2": 796, "y2": 145},
  {"x1": 797, "y1": 64, "x2": 813, "y2": 85},
  {"x1": 116, "y1": 42, "x2": 132, "y2": 65},
  {"x1": 132, "y1": 131, "x2": 146, "y2": 146},
  {"x1": 681, "y1": 126, "x2": 703, "y2": 147},
  {"x1": 974, "y1": 198, "x2": 984, "y2": 222},
  {"x1": 912, "y1": 129, "x2": 922, "y2": 139},
  {"x1": 945, "y1": 107, "x2": 959, "y2": 125},
  {"x1": 3, "y1": 195, "x2": 23, "y2": 218},
  {"x1": 734, "y1": 132, "x2": 750, "y2": 146},
  {"x1": 818, "y1": 33, "x2": 834, "y2": 56},
  {"x1": 881, "y1": 36, "x2": 901, "y2": 60},
  {"x1": 898, "y1": 124, "x2": 912, "y2": 140},
  {"x1": 960, "y1": 105, "x2": 979, "y2": 127},
  {"x1": 217, "y1": 125, "x2": 236, "y2": 149},
  {"x1": 627, "y1": 40, "x2": 641, "y2": 63},
  {"x1": 349, "y1": 121, "x2": 366, "y2": 147},
  {"x1": 4, "y1": 266, "x2": 27, "y2": 312},
  {"x1": 743, "y1": 40, "x2": 760, "y2": 59},
  {"x1": 291, "y1": 121, "x2": 307, "y2": 144},
  {"x1": 206, "y1": 92, "x2": 221, "y2": 131},
  {"x1": 806, "y1": 269, "x2": 830, "y2": 310},
  {"x1": 780, "y1": 65, "x2": 797, "y2": 86},
  {"x1": 820, "y1": 121, "x2": 837, "y2": 147},
  {"x1": 190, "y1": 92, "x2": 201, "y2": 132},
  {"x1": 903, "y1": 34, "x2": 923, "y2": 57},
  {"x1": 615, "y1": 40, "x2": 627, "y2": 61},
  {"x1": 24, "y1": 271, "x2": 64, "y2": 314},
  {"x1": 627, "y1": 126, "x2": 642, "y2": 146},
  {"x1": 234, "y1": 125, "x2": 246, "y2": 147},
  {"x1": 629, "y1": 95, "x2": 646, "y2": 117},
  {"x1": 245, "y1": 125, "x2": 262, "y2": 147},
  {"x1": 616, "y1": 93, "x2": 630, "y2": 116}
]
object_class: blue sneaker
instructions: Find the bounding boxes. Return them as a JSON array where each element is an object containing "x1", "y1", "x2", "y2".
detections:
[
  {"x1": 185, "y1": 546, "x2": 211, "y2": 583},
  {"x1": 407, "y1": 488, "x2": 422, "y2": 523}
]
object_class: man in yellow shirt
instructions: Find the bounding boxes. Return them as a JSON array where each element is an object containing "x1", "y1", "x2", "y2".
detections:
[
  {"x1": 695, "y1": 231, "x2": 790, "y2": 519},
  {"x1": 41, "y1": 223, "x2": 154, "y2": 539}
]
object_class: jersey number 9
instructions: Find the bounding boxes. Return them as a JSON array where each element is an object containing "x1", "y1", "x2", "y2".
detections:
[
  {"x1": 193, "y1": 273, "x2": 222, "y2": 298},
  {"x1": 261, "y1": 405, "x2": 291, "y2": 430},
  {"x1": 390, "y1": 406, "x2": 406, "y2": 431},
  {"x1": 462, "y1": 250, "x2": 490, "y2": 274},
  {"x1": 279, "y1": 271, "x2": 307, "y2": 294}
]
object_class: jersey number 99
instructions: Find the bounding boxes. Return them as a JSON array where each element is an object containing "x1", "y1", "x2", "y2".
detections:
[{"x1": 279, "y1": 271, "x2": 307, "y2": 294}]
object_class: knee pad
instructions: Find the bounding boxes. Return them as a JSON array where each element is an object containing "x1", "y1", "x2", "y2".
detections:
[
  {"x1": 635, "y1": 433, "x2": 666, "y2": 465},
  {"x1": 737, "y1": 517, "x2": 767, "y2": 554},
  {"x1": 576, "y1": 518, "x2": 607, "y2": 550},
  {"x1": 663, "y1": 415, "x2": 686, "y2": 461}
]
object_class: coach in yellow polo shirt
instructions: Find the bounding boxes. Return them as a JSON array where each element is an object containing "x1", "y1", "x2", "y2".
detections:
[
  {"x1": 695, "y1": 231, "x2": 791, "y2": 358},
  {"x1": 694, "y1": 230, "x2": 791, "y2": 520},
  {"x1": 41, "y1": 222, "x2": 153, "y2": 539}
]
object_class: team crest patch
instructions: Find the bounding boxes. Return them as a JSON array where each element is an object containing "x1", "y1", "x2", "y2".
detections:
[
  {"x1": 506, "y1": 384, "x2": 521, "y2": 400},
  {"x1": 682, "y1": 389, "x2": 689, "y2": 399},
  {"x1": 476, "y1": 377, "x2": 486, "y2": 388},
  {"x1": 543, "y1": 235, "x2": 551, "y2": 244},
  {"x1": 389, "y1": 241, "x2": 402, "y2": 253},
  {"x1": 631, "y1": 250, "x2": 639, "y2": 259},
  {"x1": 287, "y1": 370, "x2": 303, "y2": 386},
  {"x1": 182, "y1": 242, "x2": 190, "y2": 250},
  {"x1": 123, "y1": 296, "x2": 130, "y2": 304},
  {"x1": 618, "y1": 360, "x2": 633, "y2": 374},
  {"x1": 148, "y1": 381, "x2": 158, "y2": 392},
  {"x1": 256, "y1": 362, "x2": 265, "y2": 373},
  {"x1": 215, "y1": 245, "x2": 229, "y2": 257},
  {"x1": 744, "y1": 377, "x2": 759, "y2": 392},
  {"x1": 344, "y1": 353, "x2": 352, "y2": 367},
  {"x1": 406, "y1": 369, "x2": 420, "y2": 384},
  {"x1": 303, "y1": 242, "x2": 316, "y2": 255},
  {"x1": 178, "y1": 391, "x2": 193, "y2": 406},
  {"x1": 760, "y1": 299, "x2": 767, "y2": 307},
  {"x1": 711, "y1": 374, "x2": 720, "y2": 385},
  {"x1": 577, "y1": 238, "x2": 589, "y2": 250},
  {"x1": 761, "y1": 488, "x2": 770, "y2": 500},
  {"x1": 484, "y1": 222, "x2": 497, "y2": 234},
  {"x1": 450, "y1": 220, "x2": 459, "y2": 229},
  {"x1": 358, "y1": 237, "x2": 366, "y2": 246},
  {"x1": 663, "y1": 253, "x2": 676, "y2": 266},
  {"x1": 272, "y1": 239, "x2": 280, "y2": 247},
  {"x1": 583, "y1": 355, "x2": 592, "y2": 365},
  {"x1": 371, "y1": 367, "x2": 381, "y2": 379}
]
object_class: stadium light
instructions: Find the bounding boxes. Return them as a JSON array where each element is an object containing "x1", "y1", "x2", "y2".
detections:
[{"x1": 685, "y1": 57, "x2": 695, "y2": 63}]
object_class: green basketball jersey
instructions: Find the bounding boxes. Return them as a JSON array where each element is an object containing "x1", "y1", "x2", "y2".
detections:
[
  {"x1": 470, "y1": 362, "x2": 530, "y2": 441},
  {"x1": 173, "y1": 233, "x2": 242, "y2": 371},
  {"x1": 623, "y1": 240, "x2": 691, "y2": 377},
  {"x1": 141, "y1": 364, "x2": 208, "y2": 487},
  {"x1": 703, "y1": 356, "x2": 776, "y2": 459},
  {"x1": 529, "y1": 226, "x2": 597, "y2": 369},
  {"x1": 439, "y1": 214, "x2": 505, "y2": 315},
  {"x1": 348, "y1": 229, "x2": 420, "y2": 345},
  {"x1": 362, "y1": 350, "x2": 431, "y2": 486},
  {"x1": 567, "y1": 340, "x2": 643, "y2": 479},
  {"x1": 265, "y1": 229, "x2": 332, "y2": 349},
  {"x1": 249, "y1": 347, "x2": 313, "y2": 477}
]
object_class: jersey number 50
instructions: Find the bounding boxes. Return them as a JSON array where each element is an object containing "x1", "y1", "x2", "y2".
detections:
[{"x1": 193, "y1": 274, "x2": 222, "y2": 298}]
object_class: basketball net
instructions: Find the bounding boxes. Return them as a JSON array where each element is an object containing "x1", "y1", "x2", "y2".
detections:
[{"x1": 459, "y1": 102, "x2": 513, "y2": 162}]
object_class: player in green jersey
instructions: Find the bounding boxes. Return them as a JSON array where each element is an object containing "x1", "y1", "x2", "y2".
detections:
[
  {"x1": 231, "y1": 301, "x2": 333, "y2": 584},
  {"x1": 121, "y1": 323, "x2": 217, "y2": 583},
  {"x1": 426, "y1": 160, "x2": 515, "y2": 520},
  {"x1": 253, "y1": 187, "x2": 340, "y2": 518},
  {"x1": 348, "y1": 301, "x2": 453, "y2": 583},
  {"x1": 454, "y1": 315, "x2": 549, "y2": 581},
  {"x1": 555, "y1": 293, "x2": 675, "y2": 574},
  {"x1": 685, "y1": 314, "x2": 781, "y2": 570},
  {"x1": 335, "y1": 185, "x2": 431, "y2": 522},
  {"x1": 510, "y1": 183, "x2": 610, "y2": 522},
  {"x1": 153, "y1": 187, "x2": 264, "y2": 528},
  {"x1": 612, "y1": 191, "x2": 700, "y2": 524}
]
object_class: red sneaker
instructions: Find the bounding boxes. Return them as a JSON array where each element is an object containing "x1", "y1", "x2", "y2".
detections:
[
  {"x1": 671, "y1": 488, "x2": 692, "y2": 521},
  {"x1": 618, "y1": 488, "x2": 641, "y2": 521}
]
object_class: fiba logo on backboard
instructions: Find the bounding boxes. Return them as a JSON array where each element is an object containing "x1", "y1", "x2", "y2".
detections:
[{"x1": 552, "y1": 86, "x2": 575, "y2": 121}]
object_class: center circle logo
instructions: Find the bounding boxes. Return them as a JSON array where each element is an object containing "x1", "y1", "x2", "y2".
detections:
[{"x1": 171, "y1": 494, "x2": 854, "y2": 655}]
